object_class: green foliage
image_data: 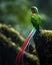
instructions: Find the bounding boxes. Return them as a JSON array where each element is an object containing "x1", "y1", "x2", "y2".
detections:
[{"x1": 0, "y1": 0, "x2": 31, "y2": 26}]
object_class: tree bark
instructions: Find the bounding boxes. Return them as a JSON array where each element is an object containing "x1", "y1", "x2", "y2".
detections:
[
  {"x1": 34, "y1": 30, "x2": 52, "y2": 65},
  {"x1": 0, "y1": 24, "x2": 52, "y2": 65}
]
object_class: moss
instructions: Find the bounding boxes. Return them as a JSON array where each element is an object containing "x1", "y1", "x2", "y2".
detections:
[
  {"x1": 0, "y1": 24, "x2": 52, "y2": 65},
  {"x1": 34, "y1": 30, "x2": 52, "y2": 65},
  {"x1": 0, "y1": 24, "x2": 39, "y2": 65}
]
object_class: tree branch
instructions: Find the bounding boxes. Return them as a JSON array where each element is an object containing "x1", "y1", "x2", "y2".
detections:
[
  {"x1": 34, "y1": 30, "x2": 52, "y2": 65},
  {"x1": 0, "y1": 24, "x2": 52, "y2": 65}
]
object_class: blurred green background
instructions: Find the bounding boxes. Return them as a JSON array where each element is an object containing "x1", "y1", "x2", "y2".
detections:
[{"x1": 0, "y1": 0, "x2": 52, "y2": 37}]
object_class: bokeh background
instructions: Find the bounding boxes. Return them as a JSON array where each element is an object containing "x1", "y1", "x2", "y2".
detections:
[{"x1": 0, "y1": 0, "x2": 52, "y2": 37}]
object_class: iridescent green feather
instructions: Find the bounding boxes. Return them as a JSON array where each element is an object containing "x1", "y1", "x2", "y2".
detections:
[{"x1": 31, "y1": 13, "x2": 41, "y2": 27}]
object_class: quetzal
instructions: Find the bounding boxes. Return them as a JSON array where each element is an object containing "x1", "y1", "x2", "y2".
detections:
[
  {"x1": 31, "y1": 6, "x2": 41, "y2": 31},
  {"x1": 16, "y1": 6, "x2": 41, "y2": 65}
]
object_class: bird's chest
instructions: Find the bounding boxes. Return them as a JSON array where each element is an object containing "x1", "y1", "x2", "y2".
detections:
[{"x1": 31, "y1": 14, "x2": 40, "y2": 25}]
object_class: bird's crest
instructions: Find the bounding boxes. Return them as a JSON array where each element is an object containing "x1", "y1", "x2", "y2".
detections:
[{"x1": 31, "y1": 6, "x2": 39, "y2": 14}]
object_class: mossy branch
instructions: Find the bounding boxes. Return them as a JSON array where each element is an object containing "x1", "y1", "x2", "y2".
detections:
[
  {"x1": 34, "y1": 30, "x2": 52, "y2": 65},
  {"x1": 0, "y1": 24, "x2": 39, "y2": 65},
  {"x1": 0, "y1": 24, "x2": 52, "y2": 65},
  {"x1": 0, "y1": 32, "x2": 39, "y2": 65}
]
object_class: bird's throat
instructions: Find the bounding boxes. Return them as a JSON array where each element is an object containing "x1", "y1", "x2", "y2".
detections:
[{"x1": 32, "y1": 10, "x2": 35, "y2": 14}]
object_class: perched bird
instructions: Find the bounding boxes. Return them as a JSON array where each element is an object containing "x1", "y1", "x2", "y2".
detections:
[
  {"x1": 31, "y1": 6, "x2": 41, "y2": 31},
  {"x1": 16, "y1": 6, "x2": 41, "y2": 65}
]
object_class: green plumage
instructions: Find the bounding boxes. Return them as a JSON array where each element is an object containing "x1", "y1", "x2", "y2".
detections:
[
  {"x1": 31, "y1": 13, "x2": 41, "y2": 27},
  {"x1": 31, "y1": 6, "x2": 42, "y2": 31}
]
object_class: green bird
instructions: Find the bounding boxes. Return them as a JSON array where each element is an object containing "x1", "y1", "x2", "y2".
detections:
[{"x1": 31, "y1": 6, "x2": 41, "y2": 31}]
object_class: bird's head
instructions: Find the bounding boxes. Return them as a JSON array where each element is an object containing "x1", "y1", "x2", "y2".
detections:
[{"x1": 31, "y1": 6, "x2": 39, "y2": 14}]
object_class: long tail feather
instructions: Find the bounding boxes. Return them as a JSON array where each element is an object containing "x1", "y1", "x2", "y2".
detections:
[{"x1": 16, "y1": 28, "x2": 37, "y2": 65}]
